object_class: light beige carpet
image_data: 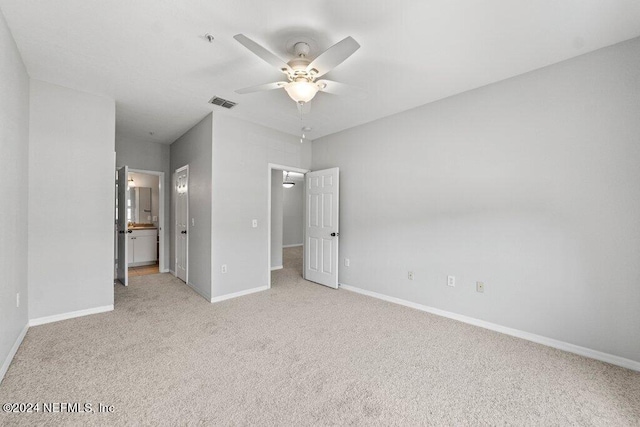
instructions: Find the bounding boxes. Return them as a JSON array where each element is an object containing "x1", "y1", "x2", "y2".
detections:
[{"x1": 1, "y1": 247, "x2": 639, "y2": 425}]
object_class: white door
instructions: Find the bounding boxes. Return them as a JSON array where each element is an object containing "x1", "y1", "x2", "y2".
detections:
[
  {"x1": 116, "y1": 166, "x2": 130, "y2": 286},
  {"x1": 128, "y1": 236, "x2": 135, "y2": 264},
  {"x1": 175, "y1": 166, "x2": 188, "y2": 283},
  {"x1": 304, "y1": 168, "x2": 339, "y2": 289}
]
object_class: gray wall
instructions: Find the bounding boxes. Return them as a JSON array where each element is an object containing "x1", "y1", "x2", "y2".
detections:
[
  {"x1": 170, "y1": 114, "x2": 213, "y2": 300},
  {"x1": 0, "y1": 8, "x2": 29, "y2": 379},
  {"x1": 312, "y1": 37, "x2": 640, "y2": 363},
  {"x1": 270, "y1": 169, "x2": 283, "y2": 268},
  {"x1": 212, "y1": 115, "x2": 311, "y2": 298},
  {"x1": 283, "y1": 177, "x2": 304, "y2": 246},
  {"x1": 116, "y1": 136, "x2": 170, "y2": 269},
  {"x1": 28, "y1": 80, "x2": 115, "y2": 319}
]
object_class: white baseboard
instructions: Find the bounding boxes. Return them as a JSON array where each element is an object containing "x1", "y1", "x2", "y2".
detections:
[
  {"x1": 339, "y1": 283, "x2": 640, "y2": 372},
  {"x1": 29, "y1": 305, "x2": 114, "y2": 327},
  {"x1": 271, "y1": 265, "x2": 283, "y2": 271},
  {"x1": 160, "y1": 269, "x2": 170, "y2": 273},
  {"x1": 169, "y1": 270, "x2": 176, "y2": 276},
  {"x1": 283, "y1": 244, "x2": 303, "y2": 248},
  {"x1": 0, "y1": 323, "x2": 29, "y2": 384},
  {"x1": 185, "y1": 281, "x2": 211, "y2": 302},
  {"x1": 211, "y1": 285, "x2": 269, "y2": 303}
]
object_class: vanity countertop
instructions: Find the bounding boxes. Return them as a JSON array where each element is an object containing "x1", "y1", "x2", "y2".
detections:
[{"x1": 129, "y1": 225, "x2": 157, "y2": 230}]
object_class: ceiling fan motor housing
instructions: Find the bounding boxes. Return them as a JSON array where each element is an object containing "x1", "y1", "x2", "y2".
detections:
[{"x1": 293, "y1": 42, "x2": 311, "y2": 57}]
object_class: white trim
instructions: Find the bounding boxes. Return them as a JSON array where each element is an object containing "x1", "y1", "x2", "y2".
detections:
[
  {"x1": 160, "y1": 269, "x2": 170, "y2": 273},
  {"x1": 129, "y1": 168, "x2": 166, "y2": 273},
  {"x1": 211, "y1": 285, "x2": 269, "y2": 303},
  {"x1": 267, "y1": 163, "x2": 310, "y2": 291},
  {"x1": 271, "y1": 265, "x2": 283, "y2": 271},
  {"x1": 169, "y1": 269, "x2": 176, "y2": 276},
  {"x1": 29, "y1": 305, "x2": 114, "y2": 327},
  {"x1": 185, "y1": 281, "x2": 211, "y2": 302},
  {"x1": 0, "y1": 323, "x2": 28, "y2": 384},
  {"x1": 282, "y1": 244, "x2": 303, "y2": 248},
  {"x1": 339, "y1": 283, "x2": 640, "y2": 372}
]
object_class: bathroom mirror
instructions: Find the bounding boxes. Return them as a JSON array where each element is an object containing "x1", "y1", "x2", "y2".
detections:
[{"x1": 128, "y1": 187, "x2": 152, "y2": 223}]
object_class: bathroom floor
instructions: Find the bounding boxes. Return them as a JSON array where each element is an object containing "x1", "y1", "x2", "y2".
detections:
[{"x1": 128, "y1": 263, "x2": 159, "y2": 277}]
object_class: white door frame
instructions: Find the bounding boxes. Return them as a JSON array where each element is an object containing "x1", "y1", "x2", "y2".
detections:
[
  {"x1": 267, "y1": 163, "x2": 310, "y2": 289},
  {"x1": 129, "y1": 168, "x2": 167, "y2": 273},
  {"x1": 174, "y1": 165, "x2": 189, "y2": 283}
]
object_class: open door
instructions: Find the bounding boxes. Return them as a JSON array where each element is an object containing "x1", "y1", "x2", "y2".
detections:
[
  {"x1": 304, "y1": 168, "x2": 339, "y2": 289},
  {"x1": 175, "y1": 166, "x2": 188, "y2": 283},
  {"x1": 116, "y1": 166, "x2": 130, "y2": 286}
]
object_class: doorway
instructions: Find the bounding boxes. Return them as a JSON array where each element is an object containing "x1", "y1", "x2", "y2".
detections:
[
  {"x1": 127, "y1": 170, "x2": 162, "y2": 276},
  {"x1": 267, "y1": 164, "x2": 309, "y2": 289},
  {"x1": 267, "y1": 164, "x2": 341, "y2": 289},
  {"x1": 115, "y1": 167, "x2": 166, "y2": 285}
]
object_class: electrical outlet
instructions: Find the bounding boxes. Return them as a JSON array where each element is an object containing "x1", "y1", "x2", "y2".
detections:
[
  {"x1": 344, "y1": 258, "x2": 350, "y2": 267},
  {"x1": 476, "y1": 281, "x2": 485, "y2": 293},
  {"x1": 221, "y1": 264, "x2": 227, "y2": 273},
  {"x1": 447, "y1": 276, "x2": 455, "y2": 287},
  {"x1": 16, "y1": 293, "x2": 20, "y2": 308},
  {"x1": 408, "y1": 271, "x2": 414, "y2": 280},
  {"x1": 252, "y1": 219, "x2": 258, "y2": 228}
]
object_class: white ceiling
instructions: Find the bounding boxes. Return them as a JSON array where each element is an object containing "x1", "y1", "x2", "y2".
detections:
[{"x1": 2, "y1": 1, "x2": 640, "y2": 144}]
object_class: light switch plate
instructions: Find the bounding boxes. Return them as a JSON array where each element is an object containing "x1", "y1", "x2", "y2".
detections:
[{"x1": 252, "y1": 219, "x2": 258, "y2": 228}]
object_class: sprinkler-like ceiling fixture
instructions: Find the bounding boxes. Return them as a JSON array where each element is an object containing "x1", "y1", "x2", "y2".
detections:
[{"x1": 283, "y1": 172, "x2": 295, "y2": 188}]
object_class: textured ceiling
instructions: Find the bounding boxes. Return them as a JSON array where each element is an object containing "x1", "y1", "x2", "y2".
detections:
[{"x1": 2, "y1": 0, "x2": 640, "y2": 144}]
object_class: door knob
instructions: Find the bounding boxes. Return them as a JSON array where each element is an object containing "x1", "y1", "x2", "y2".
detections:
[
  {"x1": 181, "y1": 230, "x2": 187, "y2": 234},
  {"x1": 119, "y1": 230, "x2": 125, "y2": 234},
  {"x1": 331, "y1": 232, "x2": 339, "y2": 237},
  {"x1": 127, "y1": 230, "x2": 133, "y2": 234}
]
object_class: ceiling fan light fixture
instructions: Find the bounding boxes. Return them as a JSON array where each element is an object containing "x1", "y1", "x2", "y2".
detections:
[{"x1": 284, "y1": 81, "x2": 319, "y2": 103}]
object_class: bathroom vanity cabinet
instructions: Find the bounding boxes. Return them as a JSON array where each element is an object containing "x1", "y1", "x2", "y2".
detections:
[{"x1": 128, "y1": 228, "x2": 158, "y2": 266}]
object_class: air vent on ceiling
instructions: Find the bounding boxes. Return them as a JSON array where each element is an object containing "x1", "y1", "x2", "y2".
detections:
[{"x1": 208, "y1": 96, "x2": 237, "y2": 109}]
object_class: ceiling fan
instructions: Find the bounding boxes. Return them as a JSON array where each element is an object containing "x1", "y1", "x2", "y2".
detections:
[{"x1": 234, "y1": 34, "x2": 361, "y2": 112}]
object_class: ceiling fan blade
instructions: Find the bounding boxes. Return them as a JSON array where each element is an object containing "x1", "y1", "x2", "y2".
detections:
[
  {"x1": 317, "y1": 80, "x2": 366, "y2": 99},
  {"x1": 306, "y1": 36, "x2": 360, "y2": 78},
  {"x1": 234, "y1": 34, "x2": 292, "y2": 74},
  {"x1": 235, "y1": 81, "x2": 287, "y2": 95},
  {"x1": 297, "y1": 101, "x2": 312, "y2": 115}
]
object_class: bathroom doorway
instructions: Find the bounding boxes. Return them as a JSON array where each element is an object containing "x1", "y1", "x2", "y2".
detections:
[
  {"x1": 115, "y1": 167, "x2": 166, "y2": 284},
  {"x1": 127, "y1": 170, "x2": 164, "y2": 276}
]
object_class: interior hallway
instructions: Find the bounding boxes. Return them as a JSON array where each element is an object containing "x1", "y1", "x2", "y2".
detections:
[
  {"x1": 272, "y1": 245, "x2": 303, "y2": 282},
  {"x1": 1, "y1": 253, "x2": 639, "y2": 424}
]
